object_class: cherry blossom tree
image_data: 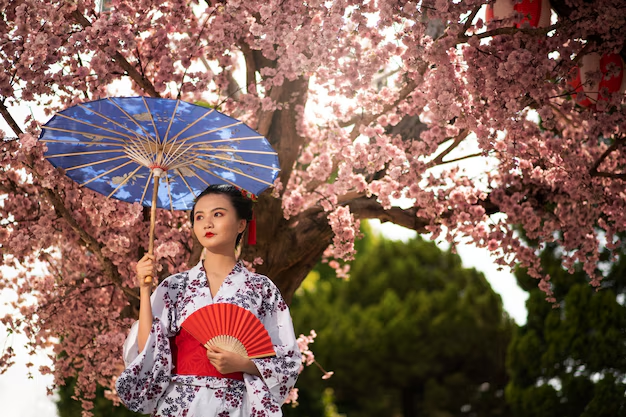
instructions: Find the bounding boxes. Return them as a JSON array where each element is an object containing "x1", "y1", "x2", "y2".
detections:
[{"x1": 1, "y1": 0, "x2": 625, "y2": 413}]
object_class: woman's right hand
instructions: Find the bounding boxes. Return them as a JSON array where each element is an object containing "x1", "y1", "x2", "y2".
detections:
[{"x1": 136, "y1": 254, "x2": 156, "y2": 290}]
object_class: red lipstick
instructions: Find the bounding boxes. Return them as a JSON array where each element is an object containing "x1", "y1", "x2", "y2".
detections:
[{"x1": 205, "y1": 232, "x2": 214, "y2": 238}]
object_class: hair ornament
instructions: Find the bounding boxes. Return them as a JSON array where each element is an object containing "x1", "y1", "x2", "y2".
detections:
[
  {"x1": 240, "y1": 188, "x2": 258, "y2": 202},
  {"x1": 236, "y1": 187, "x2": 257, "y2": 245}
]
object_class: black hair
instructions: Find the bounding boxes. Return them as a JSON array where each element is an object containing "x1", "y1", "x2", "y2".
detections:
[{"x1": 190, "y1": 184, "x2": 254, "y2": 247}]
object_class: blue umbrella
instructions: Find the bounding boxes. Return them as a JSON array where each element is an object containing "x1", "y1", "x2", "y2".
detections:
[{"x1": 39, "y1": 97, "x2": 280, "y2": 280}]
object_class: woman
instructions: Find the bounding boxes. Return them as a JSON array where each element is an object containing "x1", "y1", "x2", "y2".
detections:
[{"x1": 116, "y1": 185, "x2": 300, "y2": 417}]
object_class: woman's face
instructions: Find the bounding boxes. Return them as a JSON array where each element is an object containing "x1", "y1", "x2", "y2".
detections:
[{"x1": 192, "y1": 193, "x2": 247, "y2": 253}]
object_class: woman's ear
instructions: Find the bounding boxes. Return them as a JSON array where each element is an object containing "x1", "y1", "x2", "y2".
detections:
[{"x1": 238, "y1": 218, "x2": 247, "y2": 234}]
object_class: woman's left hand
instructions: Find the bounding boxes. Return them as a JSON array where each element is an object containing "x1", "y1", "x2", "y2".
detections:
[{"x1": 206, "y1": 346, "x2": 248, "y2": 374}]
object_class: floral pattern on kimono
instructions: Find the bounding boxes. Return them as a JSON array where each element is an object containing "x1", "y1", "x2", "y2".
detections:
[{"x1": 115, "y1": 261, "x2": 300, "y2": 417}]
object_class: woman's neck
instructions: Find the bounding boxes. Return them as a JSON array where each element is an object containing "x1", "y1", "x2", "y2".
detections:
[{"x1": 202, "y1": 250, "x2": 237, "y2": 276}]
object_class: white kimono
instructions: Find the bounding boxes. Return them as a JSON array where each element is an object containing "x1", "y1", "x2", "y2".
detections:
[{"x1": 115, "y1": 261, "x2": 300, "y2": 417}]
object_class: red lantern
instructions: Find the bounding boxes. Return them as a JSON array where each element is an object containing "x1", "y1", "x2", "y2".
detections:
[
  {"x1": 485, "y1": 0, "x2": 551, "y2": 28},
  {"x1": 569, "y1": 53, "x2": 626, "y2": 108}
]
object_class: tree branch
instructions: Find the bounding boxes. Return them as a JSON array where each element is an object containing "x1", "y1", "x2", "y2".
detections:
[
  {"x1": 70, "y1": 10, "x2": 161, "y2": 98},
  {"x1": 590, "y1": 171, "x2": 626, "y2": 180},
  {"x1": 347, "y1": 196, "x2": 431, "y2": 232},
  {"x1": 0, "y1": 100, "x2": 23, "y2": 137},
  {"x1": 256, "y1": 83, "x2": 285, "y2": 137},
  {"x1": 436, "y1": 152, "x2": 484, "y2": 166},
  {"x1": 589, "y1": 136, "x2": 626, "y2": 180},
  {"x1": 290, "y1": 195, "x2": 431, "y2": 234},
  {"x1": 238, "y1": 41, "x2": 258, "y2": 95},
  {"x1": 462, "y1": 4, "x2": 482, "y2": 35},
  {"x1": 426, "y1": 129, "x2": 469, "y2": 168},
  {"x1": 343, "y1": 80, "x2": 417, "y2": 137},
  {"x1": 456, "y1": 22, "x2": 561, "y2": 42}
]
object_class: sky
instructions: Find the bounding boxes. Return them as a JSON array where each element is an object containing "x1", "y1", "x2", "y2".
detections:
[{"x1": 0, "y1": 267, "x2": 59, "y2": 417}]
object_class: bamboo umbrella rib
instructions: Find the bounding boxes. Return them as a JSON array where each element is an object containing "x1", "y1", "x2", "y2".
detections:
[
  {"x1": 195, "y1": 158, "x2": 275, "y2": 185},
  {"x1": 187, "y1": 166, "x2": 212, "y2": 187},
  {"x1": 45, "y1": 149, "x2": 126, "y2": 158},
  {"x1": 164, "y1": 150, "x2": 201, "y2": 171},
  {"x1": 106, "y1": 98, "x2": 159, "y2": 145},
  {"x1": 168, "y1": 157, "x2": 198, "y2": 172},
  {"x1": 142, "y1": 97, "x2": 162, "y2": 144},
  {"x1": 107, "y1": 165, "x2": 143, "y2": 198},
  {"x1": 173, "y1": 168, "x2": 198, "y2": 198},
  {"x1": 126, "y1": 130, "x2": 161, "y2": 164},
  {"x1": 65, "y1": 155, "x2": 129, "y2": 171},
  {"x1": 124, "y1": 135, "x2": 155, "y2": 166},
  {"x1": 77, "y1": 103, "x2": 150, "y2": 139},
  {"x1": 188, "y1": 147, "x2": 277, "y2": 155},
  {"x1": 123, "y1": 137, "x2": 153, "y2": 166},
  {"x1": 164, "y1": 175, "x2": 174, "y2": 212},
  {"x1": 168, "y1": 161, "x2": 195, "y2": 172},
  {"x1": 124, "y1": 146, "x2": 153, "y2": 168},
  {"x1": 191, "y1": 152, "x2": 280, "y2": 171},
  {"x1": 40, "y1": 139, "x2": 126, "y2": 147},
  {"x1": 205, "y1": 160, "x2": 274, "y2": 186},
  {"x1": 80, "y1": 160, "x2": 135, "y2": 187},
  {"x1": 162, "y1": 99, "x2": 181, "y2": 144},
  {"x1": 162, "y1": 142, "x2": 196, "y2": 168},
  {"x1": 163, "y1": 135, "x2": 268, "y2": 155},
  {"x1": 187, "y1": 136, "x2": 266, "y2": 145},
  {"x1": 190, "y1": 163, "x2": 242, "y2": 190},
  {"x1": 40, "y1": 127, "x2": 127, "y2": 143},
  {"x1": 173, "y1": 121, "x2": 243, "y2": 143},
  {"x1": 54, "y1": 113, "x2": 139, "y2": 141},
  {"x1": 192, "y1": 160, "x2": 272, "y2": 187},
  {"x1": 140, "y1": 171, "x2": 154, "y2": 204},
  {"x1": 167, "y1": 108, "x2": 215, "y2": 143},
  {"x1": 161, "y1": 139, "x2": 193, "y2": 167},
  {"x1": 161, "y1": 134, "x2": 185, "y2": 167}
]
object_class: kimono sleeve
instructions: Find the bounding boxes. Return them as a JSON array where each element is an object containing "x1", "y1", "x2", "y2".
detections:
[
  {"x1": 244, "y1": 282, "x2": 301, "y2": 411},
  {"x1": 115, "y1": 276, "x2": 182, "y2": 414}
]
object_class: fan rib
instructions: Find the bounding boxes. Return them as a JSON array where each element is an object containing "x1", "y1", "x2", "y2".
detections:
[{"x1": 182, "y1": 304, "x2": 275, "y2": 360}]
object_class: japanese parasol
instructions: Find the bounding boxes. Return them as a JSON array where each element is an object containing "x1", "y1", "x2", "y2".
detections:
[{"x1": 39, "y1": 96, "x2": 280, "y2": 282}]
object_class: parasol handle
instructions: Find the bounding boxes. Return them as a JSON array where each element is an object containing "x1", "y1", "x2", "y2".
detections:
[{"x1": 145, "y1": 170, "x2": 161, "y2": 284}]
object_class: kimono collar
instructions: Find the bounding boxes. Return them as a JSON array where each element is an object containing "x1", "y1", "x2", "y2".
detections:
[{"x1": 193, "y1": 259, "x2": 248, "y2": 285}]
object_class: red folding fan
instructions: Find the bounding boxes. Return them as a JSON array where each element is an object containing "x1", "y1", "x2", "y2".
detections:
[{"x1": 182, "y1": 304, "x2": 276, "y2": 359}]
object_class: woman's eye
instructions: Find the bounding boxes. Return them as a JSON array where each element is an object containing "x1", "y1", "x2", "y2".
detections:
[
  {"x1": 195, "y1": 215, "x2": 203, "y2": 221},
  {"x1": 214, "y1": 212, "x2": 223, "y2": 217}
]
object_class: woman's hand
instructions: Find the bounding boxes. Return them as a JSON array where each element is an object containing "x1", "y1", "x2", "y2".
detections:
[
  {"x1": 206, "y1": 346, "x2": 261, "y2": 376},
  {"x1": 136, "y1": 254, "x2": 156, "y2": 289},
  {"x1": 137, "y1": 254, "x2": 156, "y2": 352}
]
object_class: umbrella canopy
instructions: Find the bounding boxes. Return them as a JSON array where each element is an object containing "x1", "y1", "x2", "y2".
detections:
[
  {"x1": 39, "y1": 96, "x2": 280, "y2": 211},
  {"x1": 39, "y1": 97, "x2": 280, "y2": 282}
]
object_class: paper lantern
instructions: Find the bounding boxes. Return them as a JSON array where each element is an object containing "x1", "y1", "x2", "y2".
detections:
[
  {"x1": 485, "y1": 0, "x2": 551, "y2": 28},
  {"x1": 98, "y1": 0, "x2": 112, "y2": 13},
  {"x1": 569, "y1": 53, "x2": 626, "y2": 108}
]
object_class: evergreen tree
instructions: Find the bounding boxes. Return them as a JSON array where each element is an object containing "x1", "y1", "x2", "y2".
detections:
[
  {"x1": 506, "y1": 242, "x2": 626, "y2": 417},
  {"x1": 288, "y1": 225, "x2": 513, "y2": 417}
]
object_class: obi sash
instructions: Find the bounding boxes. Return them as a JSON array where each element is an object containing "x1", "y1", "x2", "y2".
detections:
[{"x1": 170, "y1": 328, "x2": 244, "y2": 381}]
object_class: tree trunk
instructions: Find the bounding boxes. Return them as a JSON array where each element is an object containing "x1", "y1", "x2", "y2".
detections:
[
  {"x1": 242, "y1": 72, "x2": 333, "y2": 302},
  {"x1": 187, "y1": 74, "x2": 329, "y2": 304}
]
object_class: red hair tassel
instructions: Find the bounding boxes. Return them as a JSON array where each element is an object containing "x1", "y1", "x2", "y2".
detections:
[{"x1": 247, "y1": 212, "x2": 257, "y2": 245}]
